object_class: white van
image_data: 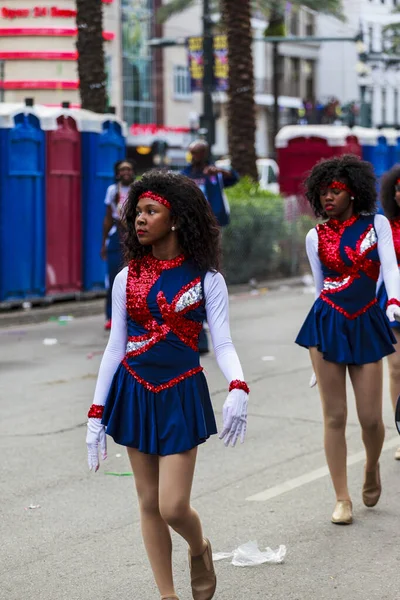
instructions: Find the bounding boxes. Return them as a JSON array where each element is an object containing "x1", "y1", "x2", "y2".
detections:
[{"x1": 215, "y1": 157, "x2": 279, "y2": 194}]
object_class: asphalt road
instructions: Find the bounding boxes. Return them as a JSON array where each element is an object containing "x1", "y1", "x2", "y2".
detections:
[{"x1": 1, "y1": 284, "x2": 399, "y2": 600}]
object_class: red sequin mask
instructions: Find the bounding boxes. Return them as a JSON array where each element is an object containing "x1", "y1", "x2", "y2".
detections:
[
  {"x1": 138, "y1": 191, "x2": 172, "y2": 210},
  {"x1": 321, "y1": 180, "x2": 353, "y2": 196}
]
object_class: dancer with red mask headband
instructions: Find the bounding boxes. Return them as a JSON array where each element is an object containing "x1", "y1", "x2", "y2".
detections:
[
  {"x1": 296, "y1": 155, "x2": 400, "y2": 525},
  {"x1": 377, "y1": 165, "x2": 400, "y2": 460},
  {"x1": 86, "y1": 170, "x2": 249, "y2": 600}
]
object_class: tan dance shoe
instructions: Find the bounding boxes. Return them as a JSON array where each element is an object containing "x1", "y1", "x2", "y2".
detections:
[
  {"x1": 331, "y1": 500, "x2": 353, "y2": 525},
  {"x1": 395, "y1": 447, "x2": 400, "y2": 460},
  {"x1": 362, "y1": 463, "x2": 381, "y2": 507},
  {"x1": 188, "y1": 538, "x2": 216, "y2": 600}
]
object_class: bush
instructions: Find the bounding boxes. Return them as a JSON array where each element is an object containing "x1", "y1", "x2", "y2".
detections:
[{"x1": 222, "y1": 178, "x2": 314, "y2": 285}]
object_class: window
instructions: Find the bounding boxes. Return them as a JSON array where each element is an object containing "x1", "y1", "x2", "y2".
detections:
[
  {"x1": 382, "y1": 87, "x2": 387, "y2": 124},
  {"x1": 304, "y1": 60, "x2": 315, "y2": 101},
  {"x1": 173, "y1": 66, "x2": 192, "y2": 100},
  {"x1": 289, "y1": 8, "x2": 299, "y2": 35},
  {"x1": 368, "y1": 26, "x2": 374, "y2": 52},
  {"x1": 290, "y1": 57, "x2": 300, "y2": 96},
  {"x1": 305, "y1": 11, "x2": 315, "y2": 36}
]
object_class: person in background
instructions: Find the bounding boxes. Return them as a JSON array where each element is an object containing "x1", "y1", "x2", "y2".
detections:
[
  {"x1": 182, "y1": 140, "x2": 239, "y2": 353},
  {"x1": 296, "y1": 155, "x2": 400, "y2": 525},
  {"x1": 377, "y1": 164, "x2": 400, "y2": 460},
  {"x1": 101, "y1": 160, "x2": 135, "y2": 331}
]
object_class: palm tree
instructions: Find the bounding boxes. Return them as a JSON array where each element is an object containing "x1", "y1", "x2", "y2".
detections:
[
  {"x1": 158, "y1": 1, "x2": 344, "y2": 179},
  {"x1": 76, "y1": 0, "x2": 107, "y2": 113}
]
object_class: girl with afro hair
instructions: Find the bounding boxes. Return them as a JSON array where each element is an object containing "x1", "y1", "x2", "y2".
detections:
[
  {"x1": 377, "y1": 164, "x2": 400, "y2": 459},
  {"x1": 296, "y1": 154, "x2": 400, "y2": 525},
  {"x1": 85, "y1": 170, "x2": 249, "y2": 600}
]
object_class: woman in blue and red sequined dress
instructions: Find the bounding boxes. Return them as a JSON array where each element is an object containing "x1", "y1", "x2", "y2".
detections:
[
  {"x1": 85, "y1": 170, "x2": 249, "y2": 600},
  {"x1": 377, "y1": 165, "x2": 400, "y2": 460},
  {"x1": 296, "y1": 155, "x2": 400, "y2": 526}
]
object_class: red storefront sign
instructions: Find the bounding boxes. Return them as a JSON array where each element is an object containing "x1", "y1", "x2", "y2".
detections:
[{"x1": 1, "y1": 7, "x2": 77, "y2": 19}]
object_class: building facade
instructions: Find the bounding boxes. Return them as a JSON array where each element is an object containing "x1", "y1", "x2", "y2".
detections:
[
  {"x1": 317, "y1": 0, "x2": 400, "y2": 128},
  {"x1": 146, "y1": 3, "x2": 319, "y2": 160},
  {"x1": 0, "y1": 0, "x2": 122, "y2": 113}
]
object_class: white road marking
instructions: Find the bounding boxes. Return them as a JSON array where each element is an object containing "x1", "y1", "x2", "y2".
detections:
[{"x1": 246, "y1": 436, "x2": 400, "y2": 502}]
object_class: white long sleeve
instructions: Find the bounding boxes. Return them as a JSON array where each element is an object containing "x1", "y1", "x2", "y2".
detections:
[
  {"x1": 305, "y1": 228, "x2": 324, "y2": 300},
  {"x1": 204, "y1": 271, "x2": 244, "y2": 383},
  {"x1": 92, "y1": 268, "x2": 128, "y2": 406},
  {"x1": 375, "y1": 214, "x2": 400, "y2": 301}
]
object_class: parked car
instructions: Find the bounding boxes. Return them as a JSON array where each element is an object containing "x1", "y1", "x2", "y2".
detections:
[{"x1": 215, "y1": 157, "x2": 279, "y2": 194}]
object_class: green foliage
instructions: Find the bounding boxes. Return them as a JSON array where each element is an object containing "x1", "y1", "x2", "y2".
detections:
[{"x1": 222, "y1": 179, "x2": 315, "y2": 284}]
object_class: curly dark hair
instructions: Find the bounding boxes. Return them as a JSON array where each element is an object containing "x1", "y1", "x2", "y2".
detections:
[
  {"x1": 122, "y1": 169, "x2": 221, "y2": 272},
  {"x1": 380, "y1": 164, "x2": 400, "y2": 219},
  {"x1": 304, "y1": 154, "x2": 377, "y2": 218}
]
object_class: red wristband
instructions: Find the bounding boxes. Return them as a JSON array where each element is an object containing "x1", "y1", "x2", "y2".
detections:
[
  {"x1": 88, "y1": 404, "x2": 104, "y2": 419},
  {"x1": 229, "y1": 379, "x2": 250, "y2": 394},
  {"x1": 387, "y1": 298, "x2": 400, "y2": 308}
]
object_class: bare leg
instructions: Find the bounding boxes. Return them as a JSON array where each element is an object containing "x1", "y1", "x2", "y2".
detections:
[
  {"x1": 348, "y1": 361, "x2": 385, "y2": 471},
  {"x1": 309, "y1": 347, "x2": 350, "y2": 501},
  {"x1": 127, "y1": 447, "x2": 176, "y2": 598},
  {"x1": 158, "y1": 448, "x2": 206, "y2": 556},
  {"x1": 387, "y1": 331, "x2": 400, "y2": 413}
]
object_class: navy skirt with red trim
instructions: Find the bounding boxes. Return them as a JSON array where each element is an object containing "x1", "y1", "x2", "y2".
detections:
[{"x1": 102, "y1": 364, "x2": 217, "y2": 455}]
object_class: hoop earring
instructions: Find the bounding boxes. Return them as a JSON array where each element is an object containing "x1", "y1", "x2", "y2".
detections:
[
  {"x1": 350, "y1": 196, "x2": 355, "y2": 201},
  {"x1": 171, "y1": 226, "x2": 176, "y2": 231}
]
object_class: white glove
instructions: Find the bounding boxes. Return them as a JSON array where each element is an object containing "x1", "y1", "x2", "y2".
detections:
[
  {"x1": 309, "y1": 372, "x2": 317, "y2": 388},
  {"x1": 386, "y1": 305, "x2": 400, "y2": 323},
  {"x1": 86, "y1": 418, "x2": 107, "y2": 471},
  {"x1": 219, "y1": 389, "x2": 248, "y2": 447}
]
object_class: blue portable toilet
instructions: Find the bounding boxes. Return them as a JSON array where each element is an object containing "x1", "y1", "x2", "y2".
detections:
[
  {"x1": 379, "y1": 128, "x2": 398, "y2": 169},
  {"x1": 0, "y1": 103, "x2": 56, "y2": 303},
  {"x1": 76, "y1": 110, "x2": 127, "y2": 292},
  {"x1": 352, "y1": 127, "x2": 378, "y2": 165}
]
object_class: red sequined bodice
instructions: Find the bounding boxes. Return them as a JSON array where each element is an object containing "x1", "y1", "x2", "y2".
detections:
[
  {"x1": 316, "y1": 214, "x2": 380, "y2": 319},
  {"x1": 122, "y1": 254, "x2": 206, "y2": 393}
]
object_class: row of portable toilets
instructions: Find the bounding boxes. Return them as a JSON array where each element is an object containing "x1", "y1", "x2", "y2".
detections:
[
  {"x1": 0, "y1": 103, "x2": 126, "y2": 304},
  {"x1": 276, "y1": 124, "x2": 400, "y2": 201}
]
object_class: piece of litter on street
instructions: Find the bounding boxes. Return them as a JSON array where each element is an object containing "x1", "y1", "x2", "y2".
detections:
[
  {"x1": 261, "y1": 356, "x2": 276, "y2": 361},
  {"x1": 59, "y1": 315, "x2": 74, "y2": 321},
  {"x1": 115, "y1": 453, "x2": 122, "y2": 458},
  {"x1": 22, "y1": 302, "x2": 32, "y2": 310},
  {"x1": 213, "y1": 552, "x2": 234, "y2": 561},
  {"x1": 43, "y1": 338, "x2": 58, "y2": 346},
  {"x1": 25, "y1": 504, "x2": 40, "y2": 510},
  {"x1": 213, "y1": 541, "x2": 286, "y2": 567},
  {"x1": 249, "y1": 289, "x2": 259, "y2": 296},
  {"x1": 104, "y1": 472, "x2": 133, "y2": 477},
  {"x1": 87, "y1": 350, "x2": 104, "y2": 360}
]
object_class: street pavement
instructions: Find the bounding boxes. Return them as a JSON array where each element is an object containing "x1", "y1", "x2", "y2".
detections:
[{"x1": 1, "y1": 284, "x2": 399, "y2": 600}]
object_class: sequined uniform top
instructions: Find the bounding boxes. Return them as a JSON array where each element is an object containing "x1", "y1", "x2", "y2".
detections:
[
  {"x1": 122, "y1": 253, "x2": 206, "y2": 392},
  {"x1": 296, "y1": 214, "x2": 398, "y2": 364},
  {"x1": 376, "y1": 216, "x2": 400, "y2": 329}
]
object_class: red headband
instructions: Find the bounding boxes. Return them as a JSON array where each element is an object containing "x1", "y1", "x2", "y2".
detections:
[
  {"x1": 138, "y1": 191, "x2": 171, "y2": 210},
  {"x1": 322, "y1": 181, "x2": 353, "y2": 196},
  {"x1": 396, "y1": 178, "x2": 400, "y2": 184}
]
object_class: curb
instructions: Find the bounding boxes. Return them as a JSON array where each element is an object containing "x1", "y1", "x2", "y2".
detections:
[{"x1": 0, "y1": 275, "x2": 306, "y2": 329}]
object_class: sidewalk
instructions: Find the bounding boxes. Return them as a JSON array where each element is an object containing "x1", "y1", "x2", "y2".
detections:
[{"x1": 0, "y1": 275, "x2": 306, "y2": 328}]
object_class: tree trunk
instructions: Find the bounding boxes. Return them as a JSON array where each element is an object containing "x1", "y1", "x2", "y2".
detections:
[
  {"x1": 76, "y1": 0, "x2": 107, "y2": 113},
  {"x1": 220, "y1": 0, "x2": 258, "y2": 181}
]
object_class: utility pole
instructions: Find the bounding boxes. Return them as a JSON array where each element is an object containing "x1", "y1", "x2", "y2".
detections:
[
  {"x1": 201, "y1": 0, "x2": 215, "y2": 147},
  {"x1": 272, "y1": 42, "x2": 280, "y2": 159}
]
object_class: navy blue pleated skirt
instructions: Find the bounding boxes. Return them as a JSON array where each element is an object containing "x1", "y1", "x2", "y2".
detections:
[
  {"x1": 296, "y1": 297, "x2": 396, "y2": 365},
  {"x1": 102, "y1": 365, "x2": 217, "y2": 455}
]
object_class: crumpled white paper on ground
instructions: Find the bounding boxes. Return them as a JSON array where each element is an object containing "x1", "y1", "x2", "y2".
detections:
[{"x1": 213, "y1": 540, "x2": 286, "y2": 567}]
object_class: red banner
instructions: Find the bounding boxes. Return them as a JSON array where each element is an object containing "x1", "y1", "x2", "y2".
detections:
[
  {"x1": 0, "y1": 51, "x2": 78, "y2": 60},
  {"x1": 0, "y1": 80, "x2": 79, "y2": 90},
  {"x1": 0, "y1": 28, "x2": 115, "y2": 40}
]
